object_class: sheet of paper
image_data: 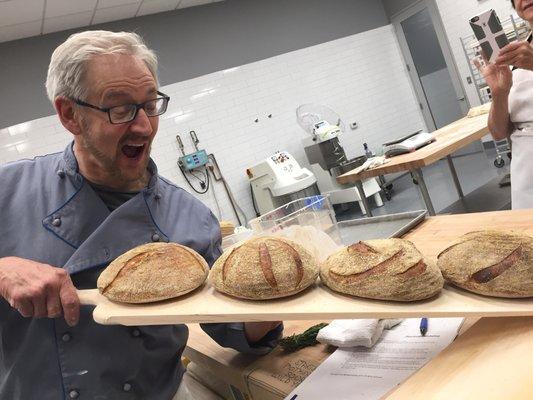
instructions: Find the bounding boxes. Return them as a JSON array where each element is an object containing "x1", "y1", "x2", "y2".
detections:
[{"x1": 285, "y1": 318, "x2": 464, "y2": 400}]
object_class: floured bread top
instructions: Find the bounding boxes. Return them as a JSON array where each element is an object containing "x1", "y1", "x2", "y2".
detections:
[
  {"x1": 437, "y1": 230, "x2": 533, "y2": 298},
  {"x1": 210, "y1": 236, "x2": 319, "y2": 300},
  {"x1": 320, "y1": 238, "x2": 443, "y2": 301},
  {"x1": 97, "y1": 242, "x2": 209, "y2": 303},
  {"x1": 327, "y1": 239, "x2": 423, "y2": 278}
]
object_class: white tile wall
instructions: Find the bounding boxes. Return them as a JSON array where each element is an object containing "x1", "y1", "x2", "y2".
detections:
[
  {"x1": 0, "y1": 25, "x2": 426, "y2": 225},
  {"x1": 435, "y1": 0, "x2": 517, "y2": 107}
]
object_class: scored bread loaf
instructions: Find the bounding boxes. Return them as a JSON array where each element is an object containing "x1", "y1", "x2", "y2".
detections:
[
  {"x1": 210, "y1": 236, "x2": 319, "y2": 300},
  {"x1": 437, "y1": 230, "x2": 533, "y2": 298},
  {"x1": 320, "y1": 239, "x2": 443, "y2": 301},
  {"x1": 97, "y1": 242, "x2": 209, "y2": 303}
]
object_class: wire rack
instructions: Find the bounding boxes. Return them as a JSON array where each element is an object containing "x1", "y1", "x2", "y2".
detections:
[{"x1": 460, "y1": 14, "x2": 529, "y2": 168}]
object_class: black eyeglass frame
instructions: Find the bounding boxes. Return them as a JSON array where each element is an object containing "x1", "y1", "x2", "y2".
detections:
[{"x1": 72, "y1": 91, "x2": 170, "y2": 124}]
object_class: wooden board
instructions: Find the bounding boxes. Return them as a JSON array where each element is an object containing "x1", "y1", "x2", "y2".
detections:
[
  {"x1": 80, "y1": 209, "x2": 533, "y2": 326},
  {"x1": 384, "y1": 316, "x2": 533, "y2": 400},
  {"x1": 78, "y1": 282, "x2": 533, "y2": 326},
  {"x1": 337, "y1": 113, "x2": 489, "y2": 183}
]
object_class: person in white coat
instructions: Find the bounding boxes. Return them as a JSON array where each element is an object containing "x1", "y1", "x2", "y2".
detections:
[{"x1": 475, "y1": 0, "x2": 533, "y2": 209}]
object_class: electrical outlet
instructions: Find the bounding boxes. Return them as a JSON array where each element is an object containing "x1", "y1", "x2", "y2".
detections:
[{"x1": 350, "y1": 122, "x2": 358, "y2": 130}]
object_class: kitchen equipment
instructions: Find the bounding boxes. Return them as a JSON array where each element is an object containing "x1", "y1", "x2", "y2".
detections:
[
  {"x1": 176, "y1": 131, "x2": 248, "y2": 225},
  {"x1": 247, "y1": 151, "x2": 319, "y2": 216},
  {"x1": 337, "y1": 210, "x2": 427, "y2": 244},
  {"x1": 297, "y1": 104, "x2": 386, "y2": 214},
  {"x1": 382, "y1": 130, "x2": 436, "y2": 158},
  {"x1": 249, "y1": 195, "x2": 339, "y2": 237},
  {"x1": 249, "y1": 195, "x2": 342, "y2": 261}
]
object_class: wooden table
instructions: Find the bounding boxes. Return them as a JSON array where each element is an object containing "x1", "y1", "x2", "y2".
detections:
[
  {"x1": 337, "y1": 114, "x2": 490, "y2": 216},
  {"x1": 184, "y1": 209, "x2": 533, "y2": 399}
]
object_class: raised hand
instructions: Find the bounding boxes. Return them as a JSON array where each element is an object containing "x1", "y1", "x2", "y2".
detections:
[
  {"x1": 473, "y1": 56, "x2": 513, "y2": 97},
  {"x1": 496, "y1": 40, "x2": 533, "y2": 71}
]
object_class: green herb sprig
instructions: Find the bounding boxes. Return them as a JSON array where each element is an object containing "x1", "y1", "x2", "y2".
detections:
[{"x1": 279, "y1": 323, "x2": 328, "y2": 352}]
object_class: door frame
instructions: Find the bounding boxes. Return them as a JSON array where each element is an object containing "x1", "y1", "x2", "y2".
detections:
[{"x1": 392, "y1": 0, "x2": 470, "y2": 131}]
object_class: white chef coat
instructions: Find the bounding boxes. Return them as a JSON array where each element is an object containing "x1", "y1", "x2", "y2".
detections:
[{"x1": 509, "y1": 67, "x2": 533, "y2": 209}]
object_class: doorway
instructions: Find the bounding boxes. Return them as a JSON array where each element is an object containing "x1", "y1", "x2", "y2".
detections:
[{"x1": 393, "y1": 1, "x2": 469, "y2": 130}]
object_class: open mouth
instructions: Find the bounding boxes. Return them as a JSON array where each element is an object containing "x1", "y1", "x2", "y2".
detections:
[{"x1": 122, "y1": 143, "x2": 145, "y2": 160}]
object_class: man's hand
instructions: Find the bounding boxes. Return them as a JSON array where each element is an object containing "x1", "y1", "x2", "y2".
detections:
[
  {"x1": 244, "y1": 321, "x2": 282, "y2": 344},
  {"x1": 0, "y1": 257, "x2": 80, "y2": 326},
  {"x1": 496, "y1": 40, "x2": 533, "y2": 71}
]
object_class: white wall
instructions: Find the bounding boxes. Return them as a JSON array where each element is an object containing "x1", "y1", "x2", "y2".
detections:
[
  {"x1": 0, "y1": 25, "x2": 425, "y2": 225},
  {"x1": 435, "y1": 0, "x2": 517, "y2": 107}
]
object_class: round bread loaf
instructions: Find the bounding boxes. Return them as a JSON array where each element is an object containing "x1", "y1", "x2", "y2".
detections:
[
  {"x1": 97, "y1": 242, "x2": 209, "y2": 303},
  {"x1": 320, "y1": 239, "x2": 443, "y2": 301},
  {"x1": 437, "y1": 230, "x2": 533, "y2": 298},
  {"x1": 210, "y1": 236, "x2": 319, "y2": 300}
]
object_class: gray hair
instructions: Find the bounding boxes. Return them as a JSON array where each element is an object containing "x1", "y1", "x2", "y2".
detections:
[{"x1": 45, "y1": 30, "x2": 158, "y2": 102}]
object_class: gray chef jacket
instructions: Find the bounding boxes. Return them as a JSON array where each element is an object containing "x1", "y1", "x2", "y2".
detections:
[{"x1": 0, "y1": 143, "x2": 281, "y2": 400}]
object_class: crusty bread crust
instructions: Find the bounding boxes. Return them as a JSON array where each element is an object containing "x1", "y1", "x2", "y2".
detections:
[
  {"x1": 437, "y1": 230, "x2": 533, "y2": 298},
  {"x1": 97, "y1": 242, "x2": 209, "y2": 303},
  {"x1": 320, "y1": 238, "x2": 443, "y2": 301},
  {"x1": 210, "y1": 236, "x2": 318, "y2": 300}
]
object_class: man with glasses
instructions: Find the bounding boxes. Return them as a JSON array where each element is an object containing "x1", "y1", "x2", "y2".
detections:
[{"x1": 0, "y1": 30, "x2": 281, "y2": 400}]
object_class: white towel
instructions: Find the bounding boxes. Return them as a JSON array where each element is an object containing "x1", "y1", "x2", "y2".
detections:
[
  {"x1": 316, "y1": 319, "x2": 403, "y2": 348},
  {"x1": 351, "y1": 156, "x2": 389, "y2": 175}
]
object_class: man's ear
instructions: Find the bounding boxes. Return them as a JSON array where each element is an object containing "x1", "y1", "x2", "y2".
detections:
[{"x1": 55, "y1": 97, "x2": 83, "y2": 136}]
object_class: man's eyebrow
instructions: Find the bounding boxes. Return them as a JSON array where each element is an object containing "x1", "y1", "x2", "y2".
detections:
[
  {"x1": 103, "y1": 90, "x2": 132, "y2": 101},
  {"x1": 103, "y1": 88, "x2": 158, "y2": 101}
]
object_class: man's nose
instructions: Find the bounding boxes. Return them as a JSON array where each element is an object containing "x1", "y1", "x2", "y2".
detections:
[{"x1": 129, "y1": 108, "x2": 153, "y2": 134}]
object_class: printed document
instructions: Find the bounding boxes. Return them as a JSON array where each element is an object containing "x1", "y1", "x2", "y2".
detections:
[{"x1": 285, "y1": 318, "x2": 464, "y2": 400}]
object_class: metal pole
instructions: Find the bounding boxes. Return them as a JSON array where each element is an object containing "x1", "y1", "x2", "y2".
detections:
[
  {"x1": 355, "y1": 180, "x2": 373, "y2": 217},
  {"x1": 446, "y1": 155, "x2": 464, "y2": 198},
  {"x1": 412, "y1": 168, "x2": 436, "y2": 216}
]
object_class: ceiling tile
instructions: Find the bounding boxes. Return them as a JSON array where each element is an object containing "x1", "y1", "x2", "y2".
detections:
[
  {"x1": 45, "y1": 0, "x2": 97, "y2": 18},
  {"x1": 43, "y1": 11, "x2": 93, "y2": 34},
  {"x1": 0, "y1": 0, "x2": 44, "y2": 26},
  {"x1": 137, "y1": 0, "x2": 179, "y2": 17},
  {"x1": 92, "y1": 3, "x2": 139, "y2": 25},
  {"x1": 97, "y1": 0, "x2": 140, "y2": 8},
  {"x1": 0, "y1": 20, "x2": 41, "y2": 43},
  {"x1": 177, "y1": 0, "x2": 211, "y2": 9}
]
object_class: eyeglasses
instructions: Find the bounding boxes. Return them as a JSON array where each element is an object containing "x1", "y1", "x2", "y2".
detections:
[{"x1": 73, "y1": 91, "x2": 170, "y2": 124}]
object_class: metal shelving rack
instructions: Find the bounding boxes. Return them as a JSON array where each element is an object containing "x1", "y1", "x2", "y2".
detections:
[{"x1": 460, "y1": 14, "x2": 529, "y2": 168}]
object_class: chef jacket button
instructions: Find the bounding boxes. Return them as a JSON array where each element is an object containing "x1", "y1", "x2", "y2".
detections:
[
  {"x1": 57, "y1": 170, "x2": 65, "y2": 178},
  {"x1": 123, "y1": 383, "x2": 132, "y2": 392},
  {"x1": 61, "y1": 333, "x2": 71, "y2": 342},
  {"x1": 131, "y1": 328, "x2": 141, "y2": 337},
  {"x1": 52, "y1": 217, "x2": 61, "y2": 227},
  {"x1": 68, "y1": 389, "x2": 79, "y2": 399},
  {"x1": 154, "y1": 193, "x2": 161, "y2": 200},
  {"x1": 151, "y1": 233, "x2": 160, "y2": 242}
]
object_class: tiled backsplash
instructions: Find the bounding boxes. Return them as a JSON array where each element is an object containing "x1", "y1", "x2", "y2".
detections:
[{"x1": 0, "y1": 25, "x2": 425, "y2": 225}]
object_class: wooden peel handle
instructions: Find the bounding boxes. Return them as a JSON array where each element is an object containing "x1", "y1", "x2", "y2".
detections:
[{"x1": 76, "y1": 289, "x2": 102, "y2": 306}]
